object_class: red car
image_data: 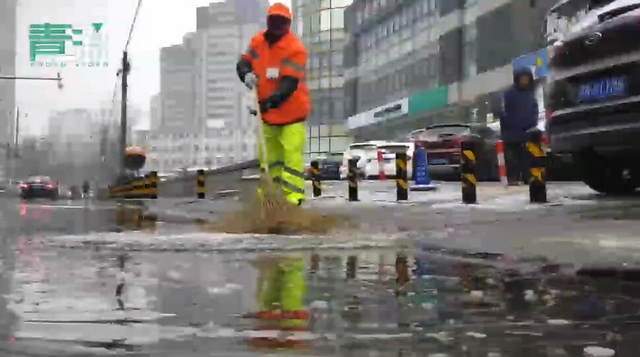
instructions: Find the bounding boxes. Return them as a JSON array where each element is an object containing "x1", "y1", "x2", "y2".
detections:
[
  {"x1": 410, "y1": 124, "x2": 499, "y2": 181},
  {"x1": 19, "y1": 176, "x2": 59, "y2": 200}
]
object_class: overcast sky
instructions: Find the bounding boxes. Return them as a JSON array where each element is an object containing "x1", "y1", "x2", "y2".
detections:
[{"x1": 16, "y1": 0, "x2": 289, "y2": 136}]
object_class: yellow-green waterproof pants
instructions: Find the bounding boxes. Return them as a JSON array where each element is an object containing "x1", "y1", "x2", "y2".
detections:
[{"x1": 260, "y1": 122, "x2": 306, "y2": 205}]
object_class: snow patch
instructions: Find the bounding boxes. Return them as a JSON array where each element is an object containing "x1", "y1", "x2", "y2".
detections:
[{"x1": 45, "y1": 231, "x2": 406, "y2": 253}]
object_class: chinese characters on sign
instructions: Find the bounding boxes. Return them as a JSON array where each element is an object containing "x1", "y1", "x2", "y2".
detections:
[{"x1": 29, "y1": 22, "x2": 109, "y2": 68}]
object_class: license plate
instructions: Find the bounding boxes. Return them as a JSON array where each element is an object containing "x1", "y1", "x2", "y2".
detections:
[
  {"x1": 430, "y1": 158, "x2": 449, "y2": 165},
  {"x1": 578, "y1": 76, "x2": 627, "y2": 103}
]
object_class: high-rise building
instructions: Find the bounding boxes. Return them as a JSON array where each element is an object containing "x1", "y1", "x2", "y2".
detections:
[
  {"x1": 149, "y1": 0, "x2": 268, "y2": 173},
  {"x1": 294, "y1": 0, "x2": 353, "y2": 158},
  {"x1": 194, "y1": 0, "x2": 268, "y2": 167},
  {"x1": 149, "y1": 93, "x2": 162, "y2": 131},
  {"x1": 160, "y1": 35, "x2": 198, "y2": 130},
  {"x1": 0, "y1": 0, "x2": 17, "y2": 182},
  {"x1": 343, "y1": 0, "x2": 556, "y2": 141}
]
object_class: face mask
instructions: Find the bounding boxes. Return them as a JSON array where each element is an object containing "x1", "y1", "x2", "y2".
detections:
[{"x1": 267, "y1": 15, "x2": 290, "y2": 37}]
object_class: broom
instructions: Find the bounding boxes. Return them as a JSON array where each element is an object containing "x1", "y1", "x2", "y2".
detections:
[{"x1": 253, "y1": 87, "x2": 289, "y2": 220}]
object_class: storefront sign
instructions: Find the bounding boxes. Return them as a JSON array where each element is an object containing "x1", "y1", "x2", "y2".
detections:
[
  {"x1": 408, "y1": 86, "x2": 449, "y2": 116},
  {"x1": 347, "y1": 98, "x2": 409, "y2": 130}
]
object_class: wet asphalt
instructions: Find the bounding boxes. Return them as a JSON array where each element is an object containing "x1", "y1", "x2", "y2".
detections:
[{"x1": 1, "y1": 192, "x2": 640, "y2": 356}]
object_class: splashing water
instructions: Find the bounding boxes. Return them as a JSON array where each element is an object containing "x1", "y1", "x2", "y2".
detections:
[{"x1": 206, "y1": 179, "x2": 348, "y2": 235}]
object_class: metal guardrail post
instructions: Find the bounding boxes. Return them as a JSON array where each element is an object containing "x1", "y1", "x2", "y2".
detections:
[
  {"x1": 310, "y1": 160, "x2": 322, "y2": 198},
  {"x1": 527, "y1": 130, "x2": 548, "y2": 203},
  {"x1": 461, "y1": 140, "x2": 478, "y2": 204},
  {"x1": 396, "y1": 151, "x2": 408, "y2": 201},
  {"x1": 150, "y1": 171, "x2": 158, "y2": 199},
  {"x1": 197, "y1": 169, "x2": 206, "y2": 199},
  {"x1": 348, "y1": 158, "x2": 359, "y2": 202}
]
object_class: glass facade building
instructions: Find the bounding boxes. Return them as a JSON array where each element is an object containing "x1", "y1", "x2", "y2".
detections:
[
  {"x1": 294, "y1": 0, "x2": 353, "y2": 158},
  {"x1": 343, "y1": 0, "x2": 557, "y2": 141}
]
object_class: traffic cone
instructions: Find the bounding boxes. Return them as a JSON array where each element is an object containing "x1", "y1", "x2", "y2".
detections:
[{"x1": 411, "y1": 145, "x2": 437, "y2": 191}]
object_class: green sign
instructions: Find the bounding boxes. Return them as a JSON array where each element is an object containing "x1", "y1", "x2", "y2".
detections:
[
  {"x1": 409, "y1": 86, "x2": 449, "y2": 115},
  {"x1": 29, "y1": 22, "x2": 108, "y2": 68}
]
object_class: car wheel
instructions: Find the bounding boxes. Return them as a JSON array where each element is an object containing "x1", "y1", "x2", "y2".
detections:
[{"x1": 577, "y1": 152, "x2": 637, "y2": 194}]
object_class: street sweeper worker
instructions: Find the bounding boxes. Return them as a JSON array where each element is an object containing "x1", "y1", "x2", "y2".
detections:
[{"x1": 236, "y1": 2, "x2": 310, "y2": 206}]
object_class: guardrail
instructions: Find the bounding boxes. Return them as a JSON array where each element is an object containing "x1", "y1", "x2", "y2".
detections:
[{"x1": 105, "y1": 160, "x2": 260, "y2": 200}]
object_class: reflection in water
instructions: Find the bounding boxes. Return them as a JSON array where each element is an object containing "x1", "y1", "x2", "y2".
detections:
[
  {"x1": 395, "y1": 253, "x2": 410, "y2": 296},
  {"x1": 248, "y1": 255, "x2": 309, "y2": 350},
  {"x1": 346, "y1": 255, "x2": 357, "y2": 280},
  {"x1": 114, "y1": 205, "x2": 156, "y2": 232},
  {"x1": 115, "y1": 254, "x2": 127, "y2": 311},
  {"x1": 4, "y1": 242, "x2": 640, "y2": 356}
]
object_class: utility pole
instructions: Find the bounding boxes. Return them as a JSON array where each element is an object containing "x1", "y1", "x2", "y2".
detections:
[
  {"x1": 120, "y1": 51, "x2": 129, "y2": 174},
  {"x1": 15, "y1": 107, "x2": 19, "y2": 152}
]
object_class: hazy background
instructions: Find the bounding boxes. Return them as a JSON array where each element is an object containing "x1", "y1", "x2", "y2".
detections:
[{"x1": 15, "y1": 0, "x2": 290, "y2": 136}]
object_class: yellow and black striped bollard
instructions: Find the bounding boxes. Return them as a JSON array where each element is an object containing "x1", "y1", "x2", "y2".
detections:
[
  {"x1": 348, "y1": 158, "x2": 359, "y2": 202},
  {"x1": 150, "y1": 171, "x2": 158, "y2": 199},
  {"x1": 197, "y1": 169, "x2": 206, "y2": 199},
  {"x1": 527, "y1": 130, "x2": 547, "y2": 203},
  {"x1": 396, "y1": 151, "x2": 409, "y2": 201},
  {"x1": 461, "y1": 141, "x2": 478, "y2": 204},
  {"x1": 310, "y1": 160, "x2": 322, "y2": 198}
]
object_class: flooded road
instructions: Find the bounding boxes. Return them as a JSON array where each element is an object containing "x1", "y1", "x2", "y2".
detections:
[{"x1": 1, "y1": 196, "x2": 640, "y2": 356}]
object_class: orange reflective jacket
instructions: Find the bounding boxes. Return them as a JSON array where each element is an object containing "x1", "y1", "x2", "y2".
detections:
[{"x1": 242, "y1": 30, "x2": 311, "y2": 125}]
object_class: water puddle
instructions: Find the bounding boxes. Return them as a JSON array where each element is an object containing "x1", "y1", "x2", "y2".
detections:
[{"x1": 3, "y1": 243, "x2": 640, "y2": 356}]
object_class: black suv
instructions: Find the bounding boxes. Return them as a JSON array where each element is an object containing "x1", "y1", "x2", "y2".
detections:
[{"x1": 547, "y1": 1, "x2": 640, "y2": 193}]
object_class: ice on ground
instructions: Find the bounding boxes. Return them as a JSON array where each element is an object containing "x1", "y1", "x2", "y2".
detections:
[
  {"x1": 207, "y1": 283, "x2": 243, "y2": 295},
  {"x1": 46, "y1": 231, "x2": 407, "y2": 253},
  {"x1": 584, "y1": 346, "x2": 616, "y2": 357}
]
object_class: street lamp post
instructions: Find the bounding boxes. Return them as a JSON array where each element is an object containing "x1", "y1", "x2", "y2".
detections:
[{"x1": 0, "y1": 73, "x2": 63, "y2": 182}]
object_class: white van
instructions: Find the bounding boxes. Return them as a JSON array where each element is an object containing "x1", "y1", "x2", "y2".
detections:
[
  {"x1": 340, "y1": 141, "x2": 414, "y2": 179},
  {"x1": 375, "y1": 142, "x2": 415, "y2": 179},
  {"x1": 339, "y1": 142, "x2": 380, "y2": 179}
]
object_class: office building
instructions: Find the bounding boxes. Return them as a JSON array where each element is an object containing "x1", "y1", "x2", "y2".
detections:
[
  {"x1": 149, "y1": 0, "x2": 268, "y2": 173},
  {"x1": 0, "y1": 0, "x2": 17, "y2": 182},
  {"x1": 160, "y1": 36, "x2": 198, "y2": 130},
  {"x1": 344, "y1": 0, "x2": 557, "y2": 141},
  {"x1": 294, "y1": 0, "x2": 353, "y2": 158},
  {"x1": 149, "y1": 93, "x2": 162, "y2": 131}
]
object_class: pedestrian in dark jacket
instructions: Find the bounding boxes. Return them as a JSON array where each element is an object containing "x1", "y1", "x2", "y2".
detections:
[{"x1": 500, "y1": 67, "x2": 539, "y2": 185}]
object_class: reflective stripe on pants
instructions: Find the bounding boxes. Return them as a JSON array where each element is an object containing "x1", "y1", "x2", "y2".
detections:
[{"x1": 260, "y1": 122, "x2": 306, "y2": 202}]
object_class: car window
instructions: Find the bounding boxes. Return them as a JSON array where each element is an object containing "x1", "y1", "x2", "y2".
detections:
[
  {"x1": 379, "y1": 145, "x2": 411, "y2": 153},
  {"x1": 349, "y1": 144, "x2": 377, "y2": 151},
  {"x1": 418, "y1": 126, "x2": 471, "y2": 141}
]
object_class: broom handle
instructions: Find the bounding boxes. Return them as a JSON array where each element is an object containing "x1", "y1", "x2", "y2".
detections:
[{"x1": 254, "y1": 87, "x2": 269, "y2": 172}]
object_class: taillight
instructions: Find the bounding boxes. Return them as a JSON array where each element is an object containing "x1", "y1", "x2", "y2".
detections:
[
  {"x1": 545, "y1": 109, "x2": 554, "y2": 121},
  {"x1": 18, "y1": 183, "x2": 27, "y2": 190},
  {"x1": 541, "y1": 132, "x2": 550, "y2": 146},
  {"x1": 549, "y1": 41, "x2": 564, "y2": 64},
  {"x1": 46, "y1": 183, "x2": 55, "y2": 189}
]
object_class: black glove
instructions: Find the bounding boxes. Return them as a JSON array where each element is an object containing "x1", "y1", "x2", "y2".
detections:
[
  {"x1": 258, "y1": 76, "x2": 299, "y2": 113},
  {"x1": 236, "y1": 58, "x2": 253, "y2": 83},
  {"x1": 259, "y1": 98, "x2": 276, "y2": 113}
]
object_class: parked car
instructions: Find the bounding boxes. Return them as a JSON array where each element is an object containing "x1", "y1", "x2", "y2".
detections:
[
  {"x1": 19, "y1": 176, "x2": 59, "y2": 200},
  {"x1": 308, "y1": 153, "x2": 343, "y2": 181},
  {"x1": 411, "y1": 124, "x2": 499, "y2": 181},
  {"x1": 547, "y1": 0, "x2": 640, "y2": 193}
]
